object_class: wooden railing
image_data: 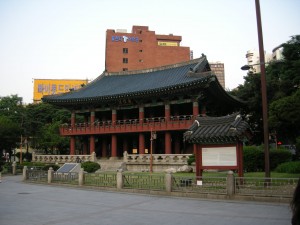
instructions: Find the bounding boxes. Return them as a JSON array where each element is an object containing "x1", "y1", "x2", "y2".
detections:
[{"x1": 60, "y1": 115, "x2": 195, "y2": 135}]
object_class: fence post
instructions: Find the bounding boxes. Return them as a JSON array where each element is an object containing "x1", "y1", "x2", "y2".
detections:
[
  {"x1": 78, "y1": 168, "x2": 84, "y2": 186},
  {"x1": 48, "y1": 167, "x2": 54, "y2": 184},
  {"x1": 91, "y1": 152, "x2": 96, "y2": 162},
  {"x1": 12, "y1": 161, "x2": 16, "y2": 175},
  {"x1": 117, "y1": 171, "x2": 123, "y2": 190},
  {"x1": 22, "y1": 166, "x2": 28, "y2": 181},
  {"x1": 165, "y1": 172, "x2": 172, "y2": 193},
  {"x1": 226, "y1": 170, "x2": 235, "y2": 197}
]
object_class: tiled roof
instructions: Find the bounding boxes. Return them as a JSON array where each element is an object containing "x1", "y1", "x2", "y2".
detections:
[
  {"x1": 184, "y1": 113, "x2": 252, "y2": 144},
  {"x1": 42, "y1": 56, "x2": 242, "y2": 107}
]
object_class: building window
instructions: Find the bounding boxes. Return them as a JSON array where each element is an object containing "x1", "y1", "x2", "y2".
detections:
[
  {"x1": 123, "y1": 58, "x2": 128, "y2": 64},
  {"x1": 123, "y1": 68, "x2": 128, "y2": 71},
  {"x1": 123, "y1": 48, "x2": 128, "y2": 54}
]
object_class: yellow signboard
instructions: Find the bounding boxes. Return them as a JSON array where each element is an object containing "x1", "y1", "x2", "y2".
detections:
[
  {"x1": 158, "y1": 41, "x2": 178, "y2": 47},
  {"x1": 33, "y1": 79, "x2": 88, "y2": 103}
]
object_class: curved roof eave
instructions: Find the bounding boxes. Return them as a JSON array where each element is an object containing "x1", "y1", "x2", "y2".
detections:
[{"x1": 43, "y1": 75, "x2": 214, "y2": 106}]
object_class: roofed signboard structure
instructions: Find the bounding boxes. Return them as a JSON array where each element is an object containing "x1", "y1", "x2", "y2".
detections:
[{"x1": 184, "y1": 113, "x2": 252, "y2": 177}]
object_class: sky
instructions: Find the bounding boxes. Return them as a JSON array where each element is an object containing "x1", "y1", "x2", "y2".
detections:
[{"x1": 0, "y1": 0, "x2": 299, "y2": 104}]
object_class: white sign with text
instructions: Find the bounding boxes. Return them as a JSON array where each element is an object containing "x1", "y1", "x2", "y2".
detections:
[{"x1": 202, "y1": 147, "x2": 237, "y2": 166}]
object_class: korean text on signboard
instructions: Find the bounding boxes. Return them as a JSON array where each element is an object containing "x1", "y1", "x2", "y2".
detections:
[{"x1": 112, "y1": 36, "x2": 139, "y2": 43}]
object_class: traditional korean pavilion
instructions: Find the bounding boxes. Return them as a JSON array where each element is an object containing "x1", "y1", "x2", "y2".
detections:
[
  {"x1": 42, "y1": 55, "x2": 244, "y2": 158},
  {"x1": 184, "y1": 113, "x2": 252, "y2": 176}
]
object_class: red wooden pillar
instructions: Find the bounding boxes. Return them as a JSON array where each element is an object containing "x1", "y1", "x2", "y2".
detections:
[
  {"x1": 165, "y1": 104, "x2": 170, "y2": 121},
  {"x1": 111, "y1": 134, "x2": 117, "y2": 157},
  {"x1": 139, "y1": 134, "x2": 145, "y2": 154},
  {"x1": 90, "y1": 136, "x2": 95, "y2": 154},
  {"x1": 90, "y1": 110, "x2": 95, "y2": 124},
  {"x1": 89, "y1": 110, "x2": 95, "y2": 154},
  {"x1": 71, "y1": 111, "x2": 76, "y2": 127},
  {"x1": 102, "y1": 138, "x2": 107, "y2": 158},
  {"x1": 195, "y1": 145, "x2": 203, "y2": 177},
  {"x1": 112, "y1": 109, "x2": 117, "y2": 124},
  {"x1": 139, "y1": 106, "x2": 145, "y2": 154},
  {"x1": 237, "y1": 141, "x2": 244, "y2": 177},
  {"x1": 70, "y1": 111, "x2": 76, "y2": 155},
  {"x1": 139, "y1": 106, "x2": 144, "y2": 123},
  {"x1": 164, "y1": 104, "x2": 171, "y2": 154},
  {"x1": 193, "y1": 101, "x2": 199, "y2": 118},
  {"x1": 193, "y1": 143, "x2": 197, "y2": 155},
  {"x1": 70, "y1": 136, "x2": 75, "y2": 155},
  {"x1": 165, "y1": 132, "x2": 171, "y2": 154},
  {"x1": 111, "y1": 109, "x2": 117, "y2": 157}
]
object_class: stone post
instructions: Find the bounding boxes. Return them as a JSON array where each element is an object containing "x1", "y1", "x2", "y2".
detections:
[
  {"x1": 165, "y1": 172, "x2": 172, "y2": 193},
  {"x1": 12, "y1": 161, "x2": 16, "y2": 175},
  {"x1": 32, "y1": 152, "x2": 35, "y2": 162},
  {"x1": 78, "y1": 168, "x2": 84, "y2": 186},
  {"x1": 226, "y1": 170, "x2": 235, "y2": 197},
  {"x1": 91, "y1": 152, "x2": 96, "y2": 162},
  {"x1": 48, "y1": 167, "x2": 54, "y2": 184},
  {"x1": 22, "y1": 166, "x2": 28, "y2": 181},
  {"x1": 117, "y1": 171, "x2": 123, "y2": 190}
]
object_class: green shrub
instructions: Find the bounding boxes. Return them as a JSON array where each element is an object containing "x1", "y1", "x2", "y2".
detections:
[
  {"x1": 269, "y1": 148, "x2": 292, "y2": 170},
  {"x1": 275, "y1": 161, "x2": 300, "y2": 174},
  {"x1": 243, "y1": 145, "x2": 292, "y2": 172},
  {"x1": 42, "y1": 164, "x2": 60, "y2": 171},
  {"x1": 187, "y1": 154, "x2": 195, "y2": 165},
  {"x1": 21, "y1": 162, "x2": 45, "y2": 167},
  {"x1": 81, "y1": 161, "x2": 100, "y2": 173},
  {"x1": 243, "y1": 146, "x2": 264, "y2": 172}
]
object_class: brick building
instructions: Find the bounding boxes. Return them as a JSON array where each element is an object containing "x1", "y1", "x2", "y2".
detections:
[{"x1": 105, "y1": 26, "x2": 190, "y2": 72}]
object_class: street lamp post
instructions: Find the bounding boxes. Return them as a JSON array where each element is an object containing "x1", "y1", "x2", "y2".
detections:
[{"x1": 242, "y1": 0, "x2": 270, "y2": 178}]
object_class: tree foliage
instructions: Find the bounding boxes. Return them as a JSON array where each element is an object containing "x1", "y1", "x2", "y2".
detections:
[
  {"x1": 0, "y1": 95, "x2": 71, "y2": 156},
  {"x1": 231, "y1": 35, "x2": 300, "y2": 146}
]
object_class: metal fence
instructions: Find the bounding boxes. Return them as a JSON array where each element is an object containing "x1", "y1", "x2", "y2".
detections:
[
  {"x1": 123, "y1": 173, "x2": 165, "y2": 191},
  {"x1": 172, "y1": 176, "x2": 228, "y2": 194},
  {"x1": 23, "y1": 168, "x2": 298, "y2": 200},
  {"x1": 235, "y1": 177, "x2": 298, "y2": 197},
  {"x1": 84, "y1": 173, "x2": 117, "y2": 188},
  {"x1": 52, "y1": 173, "x2": 78, "y2": 184},
  {"x1": 27, "y1": 169, "x2": 47, "y2": 182}
]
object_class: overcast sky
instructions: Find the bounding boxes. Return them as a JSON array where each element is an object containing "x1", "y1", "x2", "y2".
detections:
[{"x1": 0, "y1": 0, "x2": 299, "y2": 103}]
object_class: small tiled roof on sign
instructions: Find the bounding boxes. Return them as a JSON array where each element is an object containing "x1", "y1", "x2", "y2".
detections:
[{"x1": 184, "y1": 113, "x2": 252, "y2": 144}]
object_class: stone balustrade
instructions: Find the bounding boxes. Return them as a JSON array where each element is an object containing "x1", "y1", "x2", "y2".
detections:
[
  {"x1": 123, "y1": 151, "x2": 192, "y2": 164},
  {"x1": 32, "y1": 152, "x2": 97, "y2": 164}
]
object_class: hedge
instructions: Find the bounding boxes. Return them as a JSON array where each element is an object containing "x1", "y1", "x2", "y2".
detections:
[
  {"x1": 275, "y1": 161, "x2": 300, "y2": 174},
  {"x1": 243, "y1": 146, "x2": 292, "y2": 172},
  {"x1": 81, "y1": 161, "x2": 100, "y2": 173}
]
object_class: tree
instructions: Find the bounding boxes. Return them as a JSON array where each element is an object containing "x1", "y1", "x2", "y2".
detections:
[
  {"x1": 24, "y1": 103, "x2": 71, "y2": 154},
  {"x1": 231, "y1": 35, "x2": 300, "y2": 145},
  {"x1": 0, "y1": 115, "x2": 20, "y2": 156}
]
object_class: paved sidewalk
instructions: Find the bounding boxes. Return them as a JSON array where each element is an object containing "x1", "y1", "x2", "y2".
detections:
[{"x1": 0, "y1": 175, "x2": 292, "y2": 225}]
